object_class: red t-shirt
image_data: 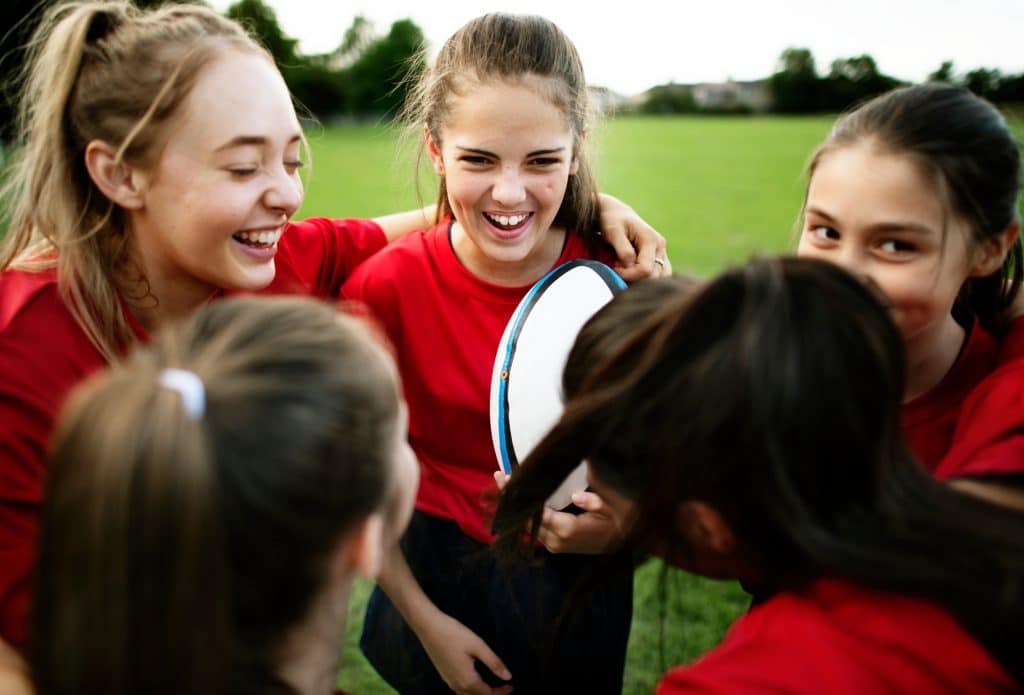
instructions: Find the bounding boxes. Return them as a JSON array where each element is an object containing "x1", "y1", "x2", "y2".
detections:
[
  {"x1": 998, "y1": 315, "x2": 1024, "y2": 365},
  {"x1": 901, "y1": 319, "x2": 999, "y2": 473},
  {"x1": 343, "y1": 219, "x2": 611, "y2": 544},
  {"x1": 657, "y1": 578, "x2": 1015, "y2": 694},
  {"x1": 936, "y1": 357, "x2": 1024, "y2": 479},
  {"x1": 0, "y1": 217, "x2": 385, "y2": 650}
]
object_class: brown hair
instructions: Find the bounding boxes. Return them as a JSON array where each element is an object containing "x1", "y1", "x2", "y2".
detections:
[
  {"x1": 33, "y1": 296, "x2": 400, "y2": 695},
  {"x1": 401, "y1": 13, "x2": 600, "y2": 237},
  {"x1": 0, "y1": 1, "x2": 271, "y2": 361},
  {"x1": 805, "y1": 83, "x2": 1023, "y2": 333}
]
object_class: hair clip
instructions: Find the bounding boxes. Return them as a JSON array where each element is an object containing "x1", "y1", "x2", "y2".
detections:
[{"x1": 158, "y1": 368, "x2": 205, "y2": 420}]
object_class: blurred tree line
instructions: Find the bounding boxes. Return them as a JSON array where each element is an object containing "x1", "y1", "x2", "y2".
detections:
[
  {"x1": 635, "y1": 47, "x2": 1024, "y2": 116},
  {"x1": 0, "y1": 0, "x2": 425, "y2": 143},
  {"x1": 768, "y1": 47, "x2": 1024, "y2": 114}
]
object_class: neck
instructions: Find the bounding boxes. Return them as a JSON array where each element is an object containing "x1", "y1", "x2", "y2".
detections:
[
  {"x1": 450, "y1": 221, "x2": 567, "y2": 287},
  {"x1": 903, "y1": 314, "x2": 966, "y2": 401},
  {"x1": 117, "y1": 241, "x2": 217, "y2": 335},
  {"x1": 276, "y1": 580, "x2": 351, "y2": 695}
]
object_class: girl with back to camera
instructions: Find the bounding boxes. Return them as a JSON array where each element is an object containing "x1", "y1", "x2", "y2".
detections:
[
  {"x1": 495, "y1": 257, "x2": 1024, "y2": 693},
  {"x1": 33, "y1": 295, "x2": 419, "y2": 695},
  {"x1": 0, "y1": 0, "x2": 662, "y2": 656},
  {"x1": 795, "y1": 84, "x2": 1024, "y2": 497},
  {"x1": 342, "y1": 13, "x2": 667, "y2": 694}
]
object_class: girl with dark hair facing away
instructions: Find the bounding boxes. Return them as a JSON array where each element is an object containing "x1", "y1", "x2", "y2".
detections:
[
  {"x1": 494, "y1": 257, "x2": 1024, "y2": 693},
  {"x1": 32, "y1": 295, "x2": 419, "y2": 695},
  {"x1": 795, "y1": 84, "x2": 1024, "y2": 501},
  {"x1": 0, "y1": 0, "x2": 663, "y2": 658},
  {"x1": 343, "y1": 13, "x2": 670, "y2": 694}
]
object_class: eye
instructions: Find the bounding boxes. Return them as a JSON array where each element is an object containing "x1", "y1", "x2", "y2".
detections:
[
  {"x1": 809, "y1": 225, "x2": 839, "y2": 242},
  {"x1": 458, "y1": 155, "x2": 491, "y2": 166},
  {"x1": 284, "y1": 159, "x2": 305, "y2": 174},
  {"x1": 529, "y1": 157, "x2": 560, "y2": 167},
  {"x1": 879, "y1": 239, "x2": 916, "y2": 255},
  {"x1": 228, "y1": 166, "x2": 258, "y2": 177}
]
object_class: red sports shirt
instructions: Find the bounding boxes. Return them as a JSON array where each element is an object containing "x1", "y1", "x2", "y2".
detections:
[
  {"x1": 0, "y1": 217, "x2": 385, "y2": 650},
  {"x1": 343, "y1": 218, "x2": 611, "y2": 544},
  {"x1": 657, "y1": 578, "x2": 1014, "y2": 694}
]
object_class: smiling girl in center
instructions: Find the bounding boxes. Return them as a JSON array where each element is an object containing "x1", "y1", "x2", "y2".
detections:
[{"x1": 343, "y1": 13, "x2": 646, "y2": 694}]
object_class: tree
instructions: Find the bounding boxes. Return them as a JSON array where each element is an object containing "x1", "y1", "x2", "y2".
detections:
[
  {"x1": 963, "y1": 68, "x2": 1001, "y2": 100},
  {"x1": 640, "y1": 84, "x2": 697, "y2": 114},
  {"x1": 342, "y1": 18, "x2": 426, "y2": 117},
  {"x1": 226, "y1": 0, "x2": 298, "y2": 67},
  {"x1": 928, "y1": 60, "x2": 955, "y2": 83},
  {"x1": 768, "y1": 47, "x2": 821, "y2": 113},
  {"x1": 331, "y1": 14, "x2": 375, "y2": 69},
  {"x1": 823, "y1": 54, "x2": 901, "y2": 111}
]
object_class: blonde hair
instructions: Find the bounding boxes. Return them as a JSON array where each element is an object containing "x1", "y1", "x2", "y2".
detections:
[
  {"x1": 0, "y1": 1, "x2": 270, "y2": 361},
  {"x1": 401, "y1": 13, "x2": 600, "y2": 237},
  {"x1": 34, "y1": 296, "x2": 399, "y2": 694}
]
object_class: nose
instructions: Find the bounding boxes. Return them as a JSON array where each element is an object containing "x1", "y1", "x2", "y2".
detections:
[
  {"x1": 264, "y1": 165, "x2": 303, "y2": 217},
  {"x1": 492, "y1": 165, "x2": 526, "y2": 207}
]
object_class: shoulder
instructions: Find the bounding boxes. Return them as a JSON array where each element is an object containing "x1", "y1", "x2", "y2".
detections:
[
  {"x1": 938, "y1": 358, "x2": 1024, "y2": 479},
  {"x1": 342, "y1": 223, "x2": 444, "y2": 300},
  {"x1": 0, "y1": 268, "x2": 63, "y2": 331},
  {"x1": 658, "y1": 579, "x2": 1004, "y2": 695}
]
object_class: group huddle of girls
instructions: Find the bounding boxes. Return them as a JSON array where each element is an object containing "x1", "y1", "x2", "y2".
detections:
[{"x1": 0, "y1": 2, "x2": 1021, "y2": 694}]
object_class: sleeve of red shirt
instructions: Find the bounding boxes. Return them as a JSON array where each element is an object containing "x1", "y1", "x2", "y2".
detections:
[
  {"x1": 0, "y1": 280, "x2": 107, "y2": 651},
  {"x1": 275, "y1": 217, "x2": 386, "y2": 298},
  {"x1": 935, "y1": 360, "x2": 1024, "y2": 480}
]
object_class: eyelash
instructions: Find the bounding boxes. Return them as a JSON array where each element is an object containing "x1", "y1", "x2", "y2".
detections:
[{"x1": 229, "y1": 160, "x2": 305, "y2": 177}]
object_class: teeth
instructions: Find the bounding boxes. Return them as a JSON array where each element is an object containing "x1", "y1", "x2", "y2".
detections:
[
  {"x1": 488, "y1": 213, "x2": 528, "y2": 228},
  {"x1": 234, "y1": 228, "x2": 283, "y2": 245}
]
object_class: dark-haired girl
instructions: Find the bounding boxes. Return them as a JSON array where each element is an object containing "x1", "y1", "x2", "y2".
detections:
[{"x1": 495, "y1": 257, "x2": 1024, "y2": 693}]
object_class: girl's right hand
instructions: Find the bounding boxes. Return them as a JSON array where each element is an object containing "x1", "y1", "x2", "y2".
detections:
[{"x1": 418, "y1": 611, "x2": 513, "y2": 695}]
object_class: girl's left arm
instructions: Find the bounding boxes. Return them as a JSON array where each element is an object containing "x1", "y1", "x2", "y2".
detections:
[{"x1": 597, "y1": 193, "x2": 671, "y2": 282}]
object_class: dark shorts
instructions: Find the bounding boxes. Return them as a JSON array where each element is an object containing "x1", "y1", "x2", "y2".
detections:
[{"x1": 360, "y1": 511, "x2": 633, "y2": 694}]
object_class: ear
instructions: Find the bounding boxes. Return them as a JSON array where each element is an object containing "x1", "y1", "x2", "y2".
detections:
[
  {"x1": 424, "y1": 125, "x2": 445, "y2": 176},
  {"x1": 342, "y1": 514, "x2": 385, "y2": 580},
  {"x1": 970, "y1": 221, "x2": 1020, "y2": 277},
  {"x1": 675, "y1": 500, "x2": 736, "y2": 556},
  {"x1": 84, "y1": 140, "x2": 148, "y2": 210}
]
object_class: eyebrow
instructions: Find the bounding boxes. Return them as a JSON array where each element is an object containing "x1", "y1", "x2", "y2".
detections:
[
  {"x1": 215, "y1": 134, "x2": 302, "y2": 151},
  {"x1": 805, "y1": 206, "x2": 935, "y2": 236},
  {"x1": 455, "y1": 146, "x2": 567, "y2": 158}
]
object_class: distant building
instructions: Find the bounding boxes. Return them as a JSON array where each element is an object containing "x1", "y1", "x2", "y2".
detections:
[
  {"x1": 589, "y1": 85, "x2": 632, "y2": 114},
  {"x1": 690, "y1": 79, "x2": 770, "y2": 112}
]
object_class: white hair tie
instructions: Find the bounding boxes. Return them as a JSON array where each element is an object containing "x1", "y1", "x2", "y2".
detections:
[{"x1": 158, "y1": 368, "x2": 205, "y2": 420}]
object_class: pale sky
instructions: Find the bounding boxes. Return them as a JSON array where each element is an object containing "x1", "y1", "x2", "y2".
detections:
[{"x1": 211, "y1": 0, "x2": 1024, "y2": 96}]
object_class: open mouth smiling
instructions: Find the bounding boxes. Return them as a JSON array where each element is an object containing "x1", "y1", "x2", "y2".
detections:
[{"x1": 483, "y1": 212, "x2": 533, "y2": 231}]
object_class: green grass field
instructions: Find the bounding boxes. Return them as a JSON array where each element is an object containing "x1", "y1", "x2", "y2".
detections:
[{"x1": 303, "y1": 115, "x2": 838, "y2": 694}]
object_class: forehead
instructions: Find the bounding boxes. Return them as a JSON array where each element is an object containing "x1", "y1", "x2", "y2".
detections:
[
  {"x1": 441, "y1": 76, "x2": 573, "y2": 149},
  {"x1": 807, "y1": 142, "x2": 945, "y2": 227},
  {"x1": 174, "y1": 49, "x2": 300, "y2": 147}
]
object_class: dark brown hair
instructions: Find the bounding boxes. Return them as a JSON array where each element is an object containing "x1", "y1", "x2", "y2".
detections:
[
  {"x1": 807, "y1": 83, "x2": 1023, "y2": 333},
  {"x1": 495, "y1": 257, "x2": 1024, "y2": 682}
]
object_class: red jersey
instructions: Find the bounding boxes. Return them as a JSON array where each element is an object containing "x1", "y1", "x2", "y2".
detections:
[
  {"x1": 657, "y1": 578, "x2": 1015, "y2": 694},
  {"x1": 901, "y1": 319, "x2": 999, "y2": 472},
  {"x1": 342, "y1": 219, "x2": 611, "y2": 544},
  {"x1": 0, "y1": 217, "x2": 385, "y2": 650},
  {"x1": 998, "y1": 315, "x2": 1024, "y2": 365},
  {"x1": 937, "y1": 357, "x2": 1024, "y2": 479}
]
